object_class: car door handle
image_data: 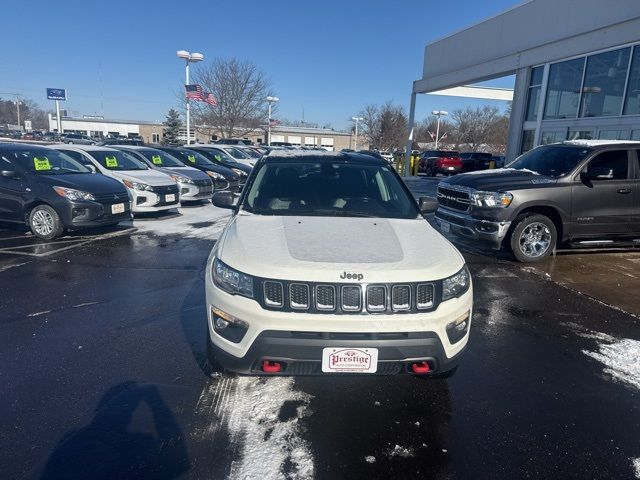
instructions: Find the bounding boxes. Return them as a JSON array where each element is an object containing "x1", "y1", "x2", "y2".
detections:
[{"x1": 617, "y1": 189, "x2": 632, "y2": 194}]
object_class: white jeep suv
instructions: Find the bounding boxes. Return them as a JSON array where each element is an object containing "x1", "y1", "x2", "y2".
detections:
[{"x1": 206, "y1": 151, "x2": 472, "y2": 376}]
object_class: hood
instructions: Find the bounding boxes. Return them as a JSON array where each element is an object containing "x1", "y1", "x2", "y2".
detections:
[
  {"x1": 33, "y1": 173, "x2": 127, "y2": 195},
  {"x1": 158, "y1": 166, "x2": 211, "y2": 181},
  {"x1": 198, "y1": 164, "x2": 239, "y2": 180},
  {"x1": 112, "y1": 169, "x2": 176, "y2": 186},
  {"x1": 442, "y1": 168, "x2": 557, "y2": 191},
  {"x1": 217, "y1": 214, "x2": 464, "y2": 283}
]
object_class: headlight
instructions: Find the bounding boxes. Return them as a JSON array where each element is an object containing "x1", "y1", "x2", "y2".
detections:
[
  {"x1": 213, "y1": 258, "x2": 254, "y2": 298},
  {"x1": 53, "y1": 186, "x2": 96, "y2": 201},
  {"x1": 206, "y1": 171, "x2": 224, "y2": 180},
  {"x1": 470, "y1": 191, "x2": 513, "y2": 208},
  {"x1": 231, "y1": 168, "x2": 247, "y2": 177},
  {"x1": 122, "y1": 179, "x2": 152, "y2": 191},
  {"x1": 170, "y1": 174, "x2": 194, "y2": 184},
  {"x1": 442, "y1": 265, "x2": 470, "y2": 301}
]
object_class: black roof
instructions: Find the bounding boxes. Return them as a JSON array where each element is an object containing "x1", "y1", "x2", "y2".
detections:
[
  {"x1": 263, "y1": 152, "x2": 385, "y2": 165},
  {"x1": 0, "y1": 142, "x2": 51, "y2": 152}
]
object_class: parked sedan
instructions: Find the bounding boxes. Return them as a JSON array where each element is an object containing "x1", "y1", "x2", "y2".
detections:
[
  {"x1": 186, "y1": 146, "x2": 251, "y2": 188},
  {"x1": 63, "y1": 133, "x2": 97, "y2": 145},
  {"x1": 112, "y1": 146, "x2": 214, "y2": 202},
  {"x1": 49, "y1": 145, "x2": 180, "y2": 214},
  {"x1": 0, "y1": 143, "x2": 131, "y2": 239},
  {"x1": 155, "y1": 146, "x2": 240, "y2": 192}
]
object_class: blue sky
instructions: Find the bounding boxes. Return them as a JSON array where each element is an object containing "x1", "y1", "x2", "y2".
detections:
[{"x1": 1, "y1": 0, "x2": 518, "y2": 130}]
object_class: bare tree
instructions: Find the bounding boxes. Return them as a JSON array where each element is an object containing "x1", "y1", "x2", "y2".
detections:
[
  {"x1": 0, "y1": 97, "x2": 50, "y2": 129},
  {"x1": 358, "y1": 102, "x2": 407, "y2": 151},
  {"x1": 415, "y1": 115, "x2": 454, "y2": 145},
  {"x1": 451, "y1": 105, "x2": 503, "y2": 151},
  {"x1": 190, "y1": 58, "x2": 275, "y2": 139}
]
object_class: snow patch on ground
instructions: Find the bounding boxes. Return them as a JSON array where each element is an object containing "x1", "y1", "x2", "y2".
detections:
[
  {"x1": 226, "y1": 377, "x2": 314, "y2": 480},
  {"x1": 386, "y1": 445, "x2": 415, "y2": 458},
  {"x1": 132, "y1": 203, "x2": 230, "y2": 240},
  {"x1": 567, "y1": 323, "x2": 640, "y2": 392},
  {"x1": 632, "y1": 458, "x2": 640, "y2": 478}
]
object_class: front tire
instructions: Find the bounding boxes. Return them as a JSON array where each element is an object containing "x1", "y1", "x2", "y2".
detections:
[
  {"x1": 425, "y1": 165, "x2": 434, "y2": 177},
  {"x1": 509, "y1": 213, "x2": 557, "y2": 262},
  {"x1": 29, "y1": 205, "x2": 64, "y2": 240}
]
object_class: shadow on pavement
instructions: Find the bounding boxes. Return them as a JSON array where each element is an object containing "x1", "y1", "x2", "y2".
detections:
[{"x1": 40, "y1": 382, "x2": 189, "y2": 480}]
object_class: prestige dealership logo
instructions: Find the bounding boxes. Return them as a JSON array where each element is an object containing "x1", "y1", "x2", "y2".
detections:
[
  {"x1": 329, "y1": 349, "x2": 371, "y2": 369},
  {"x1": 340, "y1": 271, "x2": 364, "y2": 281}
]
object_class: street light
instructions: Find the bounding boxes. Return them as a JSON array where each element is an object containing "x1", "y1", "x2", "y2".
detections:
[
  {"x1": 177, "y1": 50, "x2": 204, "y2": 145},
  {"x1": 266, "y1": 96, "x2": 279, "y2": 146},
  {"x1": 351, "y1": 116, "x2": 363, "y2": 151},
  {"x1": 432, "y1": 110, "x2": 448, "y2": 149}
]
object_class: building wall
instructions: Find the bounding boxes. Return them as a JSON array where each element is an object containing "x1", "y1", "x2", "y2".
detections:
[{"x1": 138, "y1": 124, "x2": 165, "y2": 144}]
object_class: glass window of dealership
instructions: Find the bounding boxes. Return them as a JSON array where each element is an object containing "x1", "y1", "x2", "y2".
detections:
[{"x1": 521, "y1": 42, "x2": 640, "y2": 153}]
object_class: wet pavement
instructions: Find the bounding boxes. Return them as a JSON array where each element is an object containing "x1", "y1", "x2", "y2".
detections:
[{"x1": 1, "y1": 193, "x2": 639, "y2": 480}]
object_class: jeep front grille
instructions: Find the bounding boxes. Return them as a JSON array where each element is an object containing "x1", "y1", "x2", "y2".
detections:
[
  {"x1": 264, "y1": 281, "x2": 284, "y2": 307},
  {"x1": 341, "y1": 285, "x2": 362, "y2": 312},
  {"x1": 289, "y1": 283, "x2": 310, "y2": 310},
  {"x1": 416, "y1": 284, "x2": 435, "y2": 309},
  {"x1": 316, "y1": 285, "x2": 336, "y2": 311},
  {"x1": 366, "y1": 286, "x2": 386, "y2": 312},
  {"x1": 259, "y1": 279, "x2": 442, "y2": 315}
]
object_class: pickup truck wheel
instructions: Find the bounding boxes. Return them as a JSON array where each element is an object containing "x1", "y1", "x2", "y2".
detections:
[
  {"x1": 424, "y1": 165, "x2": 434, "y2": 177},
  {"x1": 29, "y1": 205, "x2": 64, "y2": 240},
  {"x1": 509, "y1": 214, "x2": 556, "y2": 262}
]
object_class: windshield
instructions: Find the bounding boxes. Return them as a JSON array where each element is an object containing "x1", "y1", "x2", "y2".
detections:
[
  {"x1": 90, "y1": 150, "x2": 148, "y2": 171},
  {"x1": 197, "y1": 148, "x2": 235, "y2": 164},
  {"x1": 241, "y1": 148, "x2": 261, "y2": 159},
  {"x1": 508, "y1": 145, "x2": 591, "y2": 177},
  {"x1": 138, "y1": 149, "x2": 184, "y2": 167},
  {"x1": 3, "y1": 149, "x2": 91, "y2": 175},
  {"x1": 224, "y1": 147, "x2": 249, "y2": 159},
  {"x1": 172, "y1": 149, "x2": 214, "y2": 166},
  {"x1": 243, "y1": 160, "x2": 419, "y2": 219}
]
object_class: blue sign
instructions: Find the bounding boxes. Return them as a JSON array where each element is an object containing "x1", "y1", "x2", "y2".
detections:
[{"x1": 46, "y1": 88, "x2": 66, "y2": 101}]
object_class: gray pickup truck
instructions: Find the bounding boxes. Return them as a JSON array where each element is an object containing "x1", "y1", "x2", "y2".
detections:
[{"x1": 434, "y1": 140, "x2": 640, "y2": 262}]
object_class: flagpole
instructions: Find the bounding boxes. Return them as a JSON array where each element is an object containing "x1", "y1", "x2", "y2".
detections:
[{"x1": 186, "y1": 60, "x2": 190, "y2": 146}]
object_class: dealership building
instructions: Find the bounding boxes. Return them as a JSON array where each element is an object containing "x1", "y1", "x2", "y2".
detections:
[{"x1": 409, "y1": 0, "x2": 640, "y2": 161}]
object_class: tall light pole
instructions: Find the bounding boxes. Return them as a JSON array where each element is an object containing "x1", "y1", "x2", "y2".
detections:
[
  {"x1": 266, "y1": 96, "x2": 279, "y2": 146},
  {"x1": 351, "y1": 116, "x2": 363, "y2": 150},
  {"x1": 177, "y1": 50, "x2": 204, "y2": 145},
  {"x1": 432, "y1": 110, "x2": 448, "y2": 149}
]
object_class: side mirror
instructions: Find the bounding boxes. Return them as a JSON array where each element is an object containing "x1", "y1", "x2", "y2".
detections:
[
  {"x1": 581, "y1": 167, "x2": 614, "y2": 181},
  {"x1": 212, "y1": 191, "x2": 237, "y2": 210},
  {"x1": 419, "y1": 196, "x2": 439, "y2": 214},
  {"x1": 0, "y1": 170, "x2": 19, "y2": 179}
]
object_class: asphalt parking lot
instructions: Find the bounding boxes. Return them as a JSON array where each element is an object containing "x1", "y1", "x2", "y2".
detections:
[{"x1": 1, "y1": 183, "x2": 639, "y2": 479}]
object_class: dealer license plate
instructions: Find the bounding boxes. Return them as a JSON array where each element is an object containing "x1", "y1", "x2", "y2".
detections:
[
  {"x1": 440, "y1": 221, "x2": 451, "y2": 233},
  {"x1": 165, "y1": 194, "x2": 176, "y2": 203},
  {"x1": 111, "y1": 203, "x2": 125, "y2": 214},
  {"x1": 322, "y1": 347, "x2": 378, "y2": 373}
]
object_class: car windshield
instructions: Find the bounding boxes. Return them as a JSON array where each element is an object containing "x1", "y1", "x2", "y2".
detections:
[
  {"x1": 241, "y1": 148, "x2": 261, "y2": 159},
  {"x1": 507, "y1": 145, "x2": 591, "y2": 177},
  {"x1": 243, "y1": 160, "x2": 420, "y2": 219},
  {"x1": 172, "y1": 149, "x2": 214, "y2": 166},
  {"x1": 3, "y1": 149, "x2": 91, "y2": 175},
  {"x1": 90, "y1": 150, "x2": 148, "y2": 171},
  {"x1": 138, "y1": 149, "x2": 184, "y2": 167},
  {"x1": 225, "y1": 147, "x2": 249, "y2": 159},
  {"x1": 198, "y1": 148, "x2": 234, "y2": 163}
]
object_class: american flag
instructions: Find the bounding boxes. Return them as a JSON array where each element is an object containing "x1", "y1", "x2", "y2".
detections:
[
  {"x1": 185, "y1": 84, "x2": 204, "y2": 100},
  {"x1": 269, "y1": 118, "x2": 280, "y2": 126},
  {"x1": 203, "y1": 92, "x2": 217, "y2": 106}
]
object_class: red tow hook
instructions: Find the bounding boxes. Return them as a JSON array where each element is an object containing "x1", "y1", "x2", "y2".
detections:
[
  {"x1": 411, "y1": 361, "x2": 431, "y2": 374},
  {"x1": 262, "y1": 360, "x2": 282, "y2": 373}
]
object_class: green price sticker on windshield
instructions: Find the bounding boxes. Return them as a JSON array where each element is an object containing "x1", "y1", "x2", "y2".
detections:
[
  {"x1": 33, "y1": 157, "x2": 52, "y2": 171},
  {"x1": 214, "y1": 155, "x2": 221, "y2": 161},
  {"x1": 187, "y1": 155, "x2": 196, "y2": 164},
  {"x1": 105, "y1": 156, "x2": 118, "y2": 168},
  {"x1": 151, "y1": 155, "x2": 163, "y2": 165}
]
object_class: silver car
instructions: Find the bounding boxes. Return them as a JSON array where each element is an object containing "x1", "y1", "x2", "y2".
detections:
[{"x1": 113, "y1": 146, "x2": 214, "y2": 202}]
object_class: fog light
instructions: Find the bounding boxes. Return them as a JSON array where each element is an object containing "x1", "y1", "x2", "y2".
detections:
[
  {"x1": 211, "y1": 306, "x2": 248, "y2": 343},
  {"x1": 446, "y1": 311, "x2": 470, "y2": 344}
]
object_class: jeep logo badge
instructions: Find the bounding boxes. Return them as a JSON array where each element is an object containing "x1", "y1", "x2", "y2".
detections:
[{"x1": 340, "y1": 271, "x2": 364, "y2": 281}]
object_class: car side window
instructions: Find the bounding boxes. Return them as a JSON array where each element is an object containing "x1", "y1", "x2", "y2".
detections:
[{"x1": 585, "y1": 150, "x2": 629, "y2": 180}]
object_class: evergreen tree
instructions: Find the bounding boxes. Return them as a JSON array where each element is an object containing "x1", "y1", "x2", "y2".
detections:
[{"x1": 163, "y1": 108, "x2": 182, "y2": 145}]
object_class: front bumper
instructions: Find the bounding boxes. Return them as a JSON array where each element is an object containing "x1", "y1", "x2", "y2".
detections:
[
  {"x1": 57, "y1": 200, "x2": 132, "y2": 227},
  {"x1": 435, "y1": 206, "x2": 511, "y2": 249},
  {"x1": 205, "y1": 269, "x2": 472, "y2": 375},
  {"x1": 128, "y1": 188, "x2": 180, "y2": 213},
  {"x1": 179, "y1": 182, "x2": 214, "y2": 201}
]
